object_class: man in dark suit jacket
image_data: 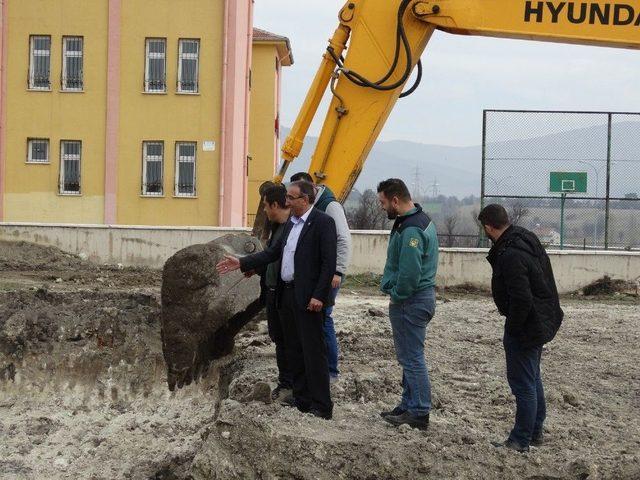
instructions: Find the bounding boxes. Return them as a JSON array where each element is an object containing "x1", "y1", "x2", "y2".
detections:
[{"x1": 217, "y1": 180, "x2": 338, "y2": 419}]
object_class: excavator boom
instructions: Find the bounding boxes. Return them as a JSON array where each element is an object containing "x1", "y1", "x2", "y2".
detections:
[{"x1": 277, "y1": 0, "x2": 640, "y2": 210}]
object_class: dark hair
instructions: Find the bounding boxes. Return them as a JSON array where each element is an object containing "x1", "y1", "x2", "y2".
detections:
[
  {"x1": 478, "y1": 204, "x2": 510, "y2": 229},
  {"x1": 376, "y1": 178, "x2": 411, "y2": 202},
  {"x1": 290, "y1": 172, "x2": 314, "y2": 183},
  {"x1": 262, "y1": 184, "x2": 287, "y2": 209},
  {"x1": 290, "y1": 180, "x2": 316, "y2": 204}
]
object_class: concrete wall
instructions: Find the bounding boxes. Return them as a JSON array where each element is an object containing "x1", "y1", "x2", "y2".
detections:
[{"x1": 1, "y1": 223, "x2": 639, "y2": 293}]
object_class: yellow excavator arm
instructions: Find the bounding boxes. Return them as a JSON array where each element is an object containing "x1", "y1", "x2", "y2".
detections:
[{"x1": 274, "y1": 0, "x2": 640, "y2": 209}]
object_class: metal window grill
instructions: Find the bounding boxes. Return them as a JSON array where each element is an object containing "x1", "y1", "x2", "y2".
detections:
[
  {"x1": 143, "y1": 142, "x2": 164, "y2": 195},
  {"x1": 178, "y1": 39, "x2": 199, "y2": 93},
  {"x1": 27, "y1": 139, "x2": 49, "y2": 163},
  {"x1": 62, "y1": 37, "x2": 83, "y2": 90},
  {"x1": 145, "y1": 39, "x2": 166, "y2": 92},
  {"x1": 481, "y1": 110, "x2": 640, "y2": 251},
  {"x1": 175, "y1": 142, "x2": 196, "y2": 196},
  {"x1": 29, "y1": 36, "x2": 51, "y2": 90},
  {"x1": 60, "y1": 141, "x2": 81, "y2": 194}
]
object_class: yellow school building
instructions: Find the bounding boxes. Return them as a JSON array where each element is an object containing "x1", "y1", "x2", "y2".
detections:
[{"x1": 0, "y1": 0, "x2": 292, "y2": 227}]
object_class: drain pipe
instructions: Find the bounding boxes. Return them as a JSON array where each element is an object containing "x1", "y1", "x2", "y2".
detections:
[{"x1": 218, "y1": 0, "x2": 230, "y2": 226}]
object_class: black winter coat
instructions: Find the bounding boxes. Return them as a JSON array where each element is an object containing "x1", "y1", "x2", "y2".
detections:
[{"x1": 487, "y1": 225, "x2": 564, "y2": 347}]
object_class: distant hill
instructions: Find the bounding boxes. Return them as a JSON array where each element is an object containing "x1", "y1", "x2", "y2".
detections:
[{"x1": 279, "y1": 120, "x2": 640, "y2": 198}]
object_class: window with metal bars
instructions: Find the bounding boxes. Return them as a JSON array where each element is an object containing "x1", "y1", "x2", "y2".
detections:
[
  {"x1": 142, "y1": 142, "x2": 164, "y2": 195},
  {"x1": 59, "y1": 141, "x2": 81, "y2": 194},
  {"x1": 27, "y1": 138, "x2": 50, "y2": 164},
  {"x1": 62, "y1": 36, "x2": 83, "y2": 91},
  {"x1": 29, "y1": 35, "x2": 51, "y2": 90},
  {"x1": 145, "y1": 38, "x2": 166, "y2": 93},
  {"x1": 177, "y1": 39, "x2": 199, "y2": 93},
  {"x1": 175, "y1": 142, "x2": 196, "y2": 196}
]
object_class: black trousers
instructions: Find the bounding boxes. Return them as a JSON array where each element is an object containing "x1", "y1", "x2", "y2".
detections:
[
  {"x1": 265, "y1": 288, "x2": 292, "y2": 389},
  {"x1": 279, "y1": 286, "x2": 332, "y2": 414}
]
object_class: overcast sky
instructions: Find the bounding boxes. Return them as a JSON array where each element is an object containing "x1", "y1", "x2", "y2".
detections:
[{"x1": 254, "y1": 0, "x2": 640, "y2": 147}]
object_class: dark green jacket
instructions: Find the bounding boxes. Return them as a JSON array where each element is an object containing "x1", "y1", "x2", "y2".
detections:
[
  {"x1": 381, "y1": 205, "x2": 439, "y2": 303},
  {"x1": 264, "y1": 223, "x2": 285, "y2": 288}
]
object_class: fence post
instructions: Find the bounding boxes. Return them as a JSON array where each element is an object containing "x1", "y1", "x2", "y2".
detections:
[
  {"x1": 479, "y1": 110, "x2": 487, "y2": 247},
  {"x1": 560, "y1": 193, "x2": 566, "y2": 250},
  {"x1": 605, "y1": 113, "x2": 612, "y2": 250}
]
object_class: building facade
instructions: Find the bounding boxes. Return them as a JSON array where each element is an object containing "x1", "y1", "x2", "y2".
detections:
[
  {"x1": 0, "y1": 0, "x2": 290, "y2": 227},
  {"x1": 247, "y1": 28, "x2": 293, "y2": 227}
]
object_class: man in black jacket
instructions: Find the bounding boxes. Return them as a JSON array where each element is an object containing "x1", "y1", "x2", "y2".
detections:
[
  {"x1": 217, "y1": 181, "x2": 337, "y2": 419},
  {"x1": 478, "y1": 204, "x2": 563, "y2": 452}
]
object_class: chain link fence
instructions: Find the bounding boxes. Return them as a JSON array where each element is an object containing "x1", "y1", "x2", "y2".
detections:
[{"x1": 481, "y1": 110, "x2": 640, "y2": 250}]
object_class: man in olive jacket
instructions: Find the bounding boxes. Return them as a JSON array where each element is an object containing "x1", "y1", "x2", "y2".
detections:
[{"x1": 479, "y1": 204, "x2": 563, "y2": 452}]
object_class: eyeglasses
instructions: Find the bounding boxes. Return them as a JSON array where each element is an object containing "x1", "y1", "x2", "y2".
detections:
[{"x1": 286, "y1": 194, "x2": 306, "y2": 201}]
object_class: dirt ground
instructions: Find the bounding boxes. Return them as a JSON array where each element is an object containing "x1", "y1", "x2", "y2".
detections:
[{"x1": 0, "y1": 240, "x2": 639, "y2": 480}]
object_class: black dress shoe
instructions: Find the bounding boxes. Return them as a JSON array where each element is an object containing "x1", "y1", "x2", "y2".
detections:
[
  {"x1": 384, "y1": 411, "x2": 429, "y2": 431},
  {"x1": 271, "y1": 385, "x2": 292, "y2": 402},
  {"x1": 280, "y1": 395, "x2": 310, "y2": 413},
  {"x1": 531, "y1": 432, "x2": 544, "y2": 447},
  {"x1": 309, "y1": 408, "x2": 332, "y2": 420},
  {"x1": 491, "y1": 438, "x2": 529, "y2": 453},
  {"x1": 380, "y1": 406, "x2": 407, "y2": 418}
]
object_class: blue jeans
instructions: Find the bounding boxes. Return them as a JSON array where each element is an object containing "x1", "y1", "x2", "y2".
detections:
[
  {"x1": 323, "y1": 285, "x2": 340, "y2": 377},
  {"x1": 389, "y1": 288, "x2": 436, "y2": 416},
  {"x1": 503, "y1": 332, "x2": 546, "y2": 447}
]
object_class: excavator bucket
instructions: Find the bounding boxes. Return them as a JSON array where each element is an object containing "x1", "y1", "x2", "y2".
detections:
[{"x1": 160, "y1": 233, "x2": 264, "y2": 391}]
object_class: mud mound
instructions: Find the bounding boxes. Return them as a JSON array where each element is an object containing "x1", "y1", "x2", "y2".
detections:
[
  {"x1": 0, "y1": 240, "x2": 91, "y2": 271},
  {"x1": 439, "y1": 283, "x2": 491, "y2": 296},
  {"x1": 0, "y1": 240, "x2": 162, "y2": 290},
  {"x1": 582, "y1": 276, "x2": 638, "y2": 297},
  {"x1": 0, "y1": 287, "x2": 163, "y2": 395}
]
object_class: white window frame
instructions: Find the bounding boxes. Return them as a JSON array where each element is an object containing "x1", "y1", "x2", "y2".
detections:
[
  {"x1": 145, "y1": 38, "x2": 167, "y2": 93},
  {"x1": 29, "y1": 35, "x2": 51, "y2": 90},
  {"x1": 142, "y1": 141, "x2": 164, "y2": 196},
  {"x1": 27, "y1": 138, "x2": 50, "y2": 164},
  {"x1": 174, "y1": 142, "x2": 197, "y2": 197},
  {"x1": 59, "y1": 140, "x2": 82, "y2": 195},
  {"x1": 62, "y1": 36, "x2": 84, "y2": 91},
  {"x1": 177, "y1": 39, "x2": 200, "y2": 93}
]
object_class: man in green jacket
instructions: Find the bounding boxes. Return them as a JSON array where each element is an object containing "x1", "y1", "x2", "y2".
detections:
[{"x1": 377, "y1": 178, "x2": 439, "y2": 431}]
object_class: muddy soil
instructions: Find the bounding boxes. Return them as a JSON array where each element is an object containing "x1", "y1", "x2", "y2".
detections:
[{"x1": 1, "y1": 240, "x2": 639, "y2": 479}]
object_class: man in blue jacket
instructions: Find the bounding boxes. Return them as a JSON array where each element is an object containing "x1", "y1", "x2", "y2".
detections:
[{"x1": 377, "y1": 178, "x2": 439, "y2": 431}]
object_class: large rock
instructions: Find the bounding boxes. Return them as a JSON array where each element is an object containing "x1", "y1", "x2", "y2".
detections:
[{"x1": 161, "y1": 234, "x2": 264, "y2": 391}]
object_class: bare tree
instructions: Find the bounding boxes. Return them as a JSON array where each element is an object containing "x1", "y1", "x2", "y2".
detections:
[
  {"x1": 346, "y1": 189, "x2": 390, "y2": 230},
  {"x1": 509, "y1": 202, "x2": 530, "y2": 226},
  {"x1": 470, "y1": 208, "x2": 485, "y2": 247},
  {"x1": 443, "y1": 214, "x2": 458, "y2": 247}
]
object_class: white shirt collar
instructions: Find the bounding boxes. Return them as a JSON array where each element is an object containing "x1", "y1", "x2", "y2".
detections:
[
  {"x1": 292, "y1": 207, "x2": 313, "y2": 225},
  {"x1": 313, "y1": 185, "x2": 325, "y2": 205}
]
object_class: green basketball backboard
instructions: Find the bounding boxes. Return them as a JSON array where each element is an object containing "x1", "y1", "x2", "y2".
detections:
[{"x1": 549, "y1": 172, "x2": 587, "y2": 193}]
